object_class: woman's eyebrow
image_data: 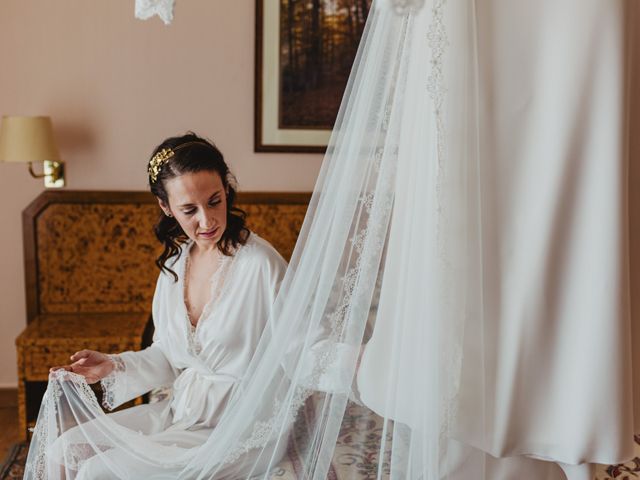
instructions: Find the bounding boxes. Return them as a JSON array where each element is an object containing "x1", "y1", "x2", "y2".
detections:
[{"x1": 178, "y1": 190, "x2": 223, "y2": 208}]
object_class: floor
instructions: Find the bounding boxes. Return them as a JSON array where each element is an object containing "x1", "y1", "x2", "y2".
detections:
[
  {"x1": 0, "y1": 389, "x2": 19, "y2": 464},
  {"x1": 0, "y1": 387, "x2": 631, "y2": 479}
]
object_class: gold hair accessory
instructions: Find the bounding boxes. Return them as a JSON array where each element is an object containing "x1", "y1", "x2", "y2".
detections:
[
  {"x1": 148, "y1": 148, "x2": 174, "y2": 183},
  {"x1": 148, "y1": 141, "x2": 211, "y2": 183}
]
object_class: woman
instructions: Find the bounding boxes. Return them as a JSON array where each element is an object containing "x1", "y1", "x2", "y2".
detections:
[{"x1": 25, "y1": 133, "x2": 288, "y2": 479}]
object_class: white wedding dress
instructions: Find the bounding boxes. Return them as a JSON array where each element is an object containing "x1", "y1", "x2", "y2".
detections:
[
  {"x1": 454, "y1": 0, "x2": 633, "y2": 467},
  {"x1": 355, "y1": 0, "x2": 634, "y2": 478}
]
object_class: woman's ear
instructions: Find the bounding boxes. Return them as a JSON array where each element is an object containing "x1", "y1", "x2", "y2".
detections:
[{"x1": 157, "y1": 198, "x2": 173, "y2": 218}]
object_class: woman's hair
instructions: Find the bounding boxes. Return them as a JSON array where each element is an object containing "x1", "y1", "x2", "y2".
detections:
[{"x1": 148, "y1": 132, "x2": 249, "y2": 281}]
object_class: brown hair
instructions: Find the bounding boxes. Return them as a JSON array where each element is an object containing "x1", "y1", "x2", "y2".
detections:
[{"x1": 148, "y1": 132, "x2": 249, "y2": 281}]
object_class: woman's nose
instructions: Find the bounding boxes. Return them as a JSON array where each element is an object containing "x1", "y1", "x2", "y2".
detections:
[{"x1": 199, "y1": 215, "x2": 215, "y2": 230}]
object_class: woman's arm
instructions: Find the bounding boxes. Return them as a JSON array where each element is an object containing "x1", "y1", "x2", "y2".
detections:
[
  {"x1": 99, "y1": 269, "x2": 179, "y2": 410},
  {"x1": 100, "y1": 340, "x2": 177, "y2": 410},
  {"x1": 54, "y1": 271, "x2": 178, "y2": 410},
  {"x1": 49, "y1": 339, "x2": 177, "y2": 411}
]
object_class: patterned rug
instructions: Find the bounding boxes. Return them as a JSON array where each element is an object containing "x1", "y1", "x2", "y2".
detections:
[
  {"x1": 3, "y1": 406, "x2": 639, "y2": 479},
  {"x1": 0, "y1": 442, "x2": 27, "y2": 479}
]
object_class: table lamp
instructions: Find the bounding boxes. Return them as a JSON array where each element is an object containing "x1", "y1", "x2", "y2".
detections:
[{"x1": 0, "y1": 116, "x2": 65, "y2": 188}]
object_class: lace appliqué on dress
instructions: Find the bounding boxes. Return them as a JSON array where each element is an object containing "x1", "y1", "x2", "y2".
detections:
[
  {"x1": 100, "y1": 355, "x2": 126, "y2": 411},
  {"x1": 135, "y1": 0, "x2": 175, "y2": 25}
]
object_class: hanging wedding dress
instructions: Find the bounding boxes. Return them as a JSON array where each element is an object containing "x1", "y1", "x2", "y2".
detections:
[
  {"x1": 451, "y1": 1, "x2": 634, "y2": 477},
  {"x1": 25, "y1": 0, "x2": 635, "y2": 479}
]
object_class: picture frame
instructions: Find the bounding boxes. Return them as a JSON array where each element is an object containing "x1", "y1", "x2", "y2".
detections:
[{"x1": 255, "y1": 0, "x2": 371, "y2": 153}]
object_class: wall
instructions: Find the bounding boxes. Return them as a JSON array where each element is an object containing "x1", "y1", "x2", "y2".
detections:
[
  {"x1": 0, "y1": 1, "x2": 323, "y2": 387},
  {"x1": 629, "y1": 0, "x2": 640, "y2": 430}
]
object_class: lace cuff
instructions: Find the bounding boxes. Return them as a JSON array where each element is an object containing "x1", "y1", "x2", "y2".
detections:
[{"x1": 100, "y1": 354, "x2": 126, "y2": 411}]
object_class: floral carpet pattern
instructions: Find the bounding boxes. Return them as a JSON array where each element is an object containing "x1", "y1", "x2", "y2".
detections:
[
  {"x1": 275, "y1": 402, "x2": 640, "y2": 479},
  {"x1": 601, "y1": 435, "x2": 640, "y2": 479},
  {"x1": 3, "y1": 406, "x2": 640, "y2": 479}
]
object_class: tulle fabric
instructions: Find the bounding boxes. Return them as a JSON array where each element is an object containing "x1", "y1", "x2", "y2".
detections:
[
  {"x1": 182, "y1": 2, "x2": 488, "y2": 478},
  {"x1": 25, "y1": 370, "x2": 190, "y2": 479},
  {"x1": 182, "y1": 1, "x2": 488, "y2": 478}
]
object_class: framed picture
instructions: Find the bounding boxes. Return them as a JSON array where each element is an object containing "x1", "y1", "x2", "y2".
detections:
[{"x1": 255, "y1": 0, "x2": 372, "y2": 153}]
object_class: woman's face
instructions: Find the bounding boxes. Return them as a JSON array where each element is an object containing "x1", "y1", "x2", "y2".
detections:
[{"x1": 159, "y1": 170, "x2": 228, "y2": 250}]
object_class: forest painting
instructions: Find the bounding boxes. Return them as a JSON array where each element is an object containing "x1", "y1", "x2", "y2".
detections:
[
  {"x1": 255, "y1": 0, "x2": 372, "y2": 152},
  {"x1": 280, "y1": 0, "x2": 373, "y2": 129}
]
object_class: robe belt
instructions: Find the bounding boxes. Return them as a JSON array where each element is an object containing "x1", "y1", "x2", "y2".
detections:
[
  {"x1": 173, "y1": 366, "x2": 239, "y2": 387},
  {"x1": 169, "y1": 367, "x2": 239, "y2": 424}
]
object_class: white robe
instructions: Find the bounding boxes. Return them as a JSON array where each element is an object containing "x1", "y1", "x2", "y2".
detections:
[
  {"x1": 102, "y1": 233, "x2": 287, "y2": 431},
  {"x1": 48, "y1": 233, "x2": 287, "y2": 479}
]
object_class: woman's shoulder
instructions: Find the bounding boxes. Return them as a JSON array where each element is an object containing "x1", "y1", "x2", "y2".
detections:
[{"x1": 238, "y1": 232, "x2": 287, "y2": 272}]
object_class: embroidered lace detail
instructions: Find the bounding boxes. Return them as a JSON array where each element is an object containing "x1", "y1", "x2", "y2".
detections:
[
  {"x1": 325, "y1": 11, "x2": 409, "y2": 345},
  {"x1": 427, "y1": 0, "x2": 449, "y2": 218},
  {"x1": 100, "y1": 354, "x2": 126, "y2": 411},
  {"x1": 24, "y1": 374, "x2": 63, "y2": 480},
  {"x1": 186, "y1": 322, "x2": 201, "y2": 356},
  {"x1": 65, "y1": 443, "x2": 103, "y2": 471},
  {"x1": 423, "y1": 0, "x2": 462, "y2": 444},
  {"x1": 198, "y1": 249, "x2": 235, "y2": 323},
  {"x1": 224, "y1": 386, "x2": 311, "y2": 464},
  {"x1": 182, "y1": 238, "x2": 251, "y2": 356},
  {"x1": 25, "y1": 370, "x2": 104, "y2": 478},
  {"x1": 135, "y1": 0, "x2": 175, "y2": 25}
]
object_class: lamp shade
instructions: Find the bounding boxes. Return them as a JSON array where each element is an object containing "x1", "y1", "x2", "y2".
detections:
[{"x1": 0, "y1": 116, "x2": 61, "y2": 163}]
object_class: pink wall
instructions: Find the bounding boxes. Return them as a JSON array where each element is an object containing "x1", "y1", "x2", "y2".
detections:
[{"x1": 0, "y1": 1, "x2": 323, "y2": 386}]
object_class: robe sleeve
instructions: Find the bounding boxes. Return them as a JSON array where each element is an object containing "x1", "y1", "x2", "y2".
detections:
[
  {"x1": 100, "y1": 272, "x2": 179, "y2": 411},
  {"x1": 277, "y1": 258, "x2": 363, "y2": 396}
]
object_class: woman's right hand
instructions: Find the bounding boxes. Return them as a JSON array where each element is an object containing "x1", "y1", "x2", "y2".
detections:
[{"x1": 49, "y1": 349, "x2": 115, "y2": 384}]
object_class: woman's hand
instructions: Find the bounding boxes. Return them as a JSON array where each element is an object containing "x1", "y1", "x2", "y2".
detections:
[{"x1": 49, "y1": 350, "x2": 115, "y2": 384}]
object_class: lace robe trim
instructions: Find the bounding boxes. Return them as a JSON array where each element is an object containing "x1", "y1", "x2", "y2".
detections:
[
  {"x1": 100, "y1": 354, "x2": 126, "y2": 411},
  {"x1": 181, "y1": 238, "x2": 253, "y2": 356}
]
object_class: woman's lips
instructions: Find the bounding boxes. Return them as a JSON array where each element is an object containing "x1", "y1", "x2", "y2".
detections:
[{"x1": 198, "y1": 227, "x2": 219, "y2": 238}]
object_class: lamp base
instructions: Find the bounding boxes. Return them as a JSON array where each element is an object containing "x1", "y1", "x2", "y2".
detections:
[{"x1": 43, "y1": 160, "x2": 65, "y2": 188}]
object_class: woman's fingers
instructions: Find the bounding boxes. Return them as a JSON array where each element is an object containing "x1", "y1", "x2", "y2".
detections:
[
  {"x1": 51, "y1": 350, "x2": 107, "y2": 383},
  {"x1": 71, "y1": 357, "x2": 87, "y2": 366},
  {"x1": 48, "y1": 364, "x2": 106, "y2": 385},
  {"x1": 70, "y1": 349, "x2": 92, "y2": 361},
  {"x1": 49, "y1": 365, "x2": 72, "y2": 373}
]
